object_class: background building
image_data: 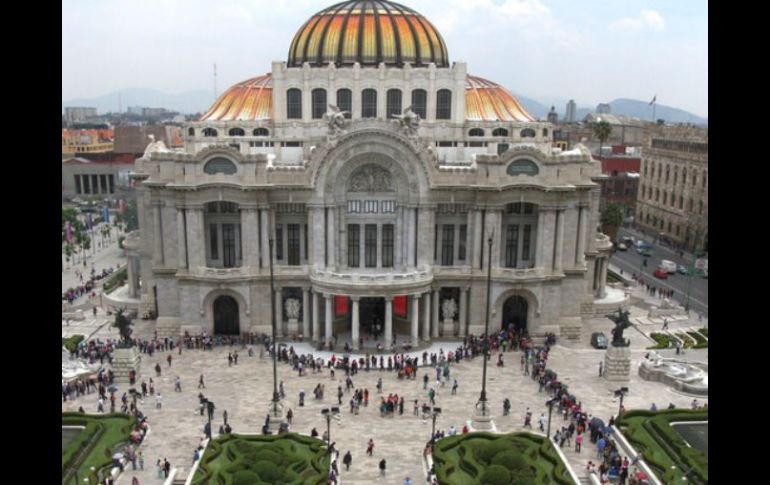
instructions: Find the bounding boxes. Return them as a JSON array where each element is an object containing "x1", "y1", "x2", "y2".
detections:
[
  {"x1": 565, "y1": 100, "x2": 576, "y2": 124},
  {"x1": 594, "y1": 146, "x2": 641, "y2": 218},
  {"x1": 636, "y1": 136, "x2": 708, "y2": 251},
  {"x1": 65, "y1": 107, "x2": 98, "y2": 124},
  {"x1": 132, "y1": 0, "x2": 614, "y2": 343},
  {"x1": 62, "y1": 129, "x2": 114, "y2": 154}
]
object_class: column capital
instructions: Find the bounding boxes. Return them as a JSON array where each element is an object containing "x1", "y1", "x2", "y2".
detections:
[
  {"x1": 240, "y1": 204, "x2": 259, "y2": 211},
  {"x1": 460, "y1": 286, "x2": 470, "y2": 293},
  {"x1": 257, "y1": 204, "x2": 272, "y2": 210},
  {"x1": 323, "y1": 293, "x2": 334, "y2": 300},
  {"x1": 384, "y1": 296, "x2": 394, "y2": 302},
  {"x1": 411, "y1": 294, "x2": 422, "y2": 300},
  {"x1": 349, "y1": 295, "x2": 360, "y2": 302},
  {"x1": 301, "y1": 286, "x2": 312, "y2": 292}
]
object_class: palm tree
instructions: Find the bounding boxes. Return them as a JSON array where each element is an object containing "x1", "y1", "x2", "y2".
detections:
[{"x1": 593, "y1": 120, "x2": 612, "y2": 152}]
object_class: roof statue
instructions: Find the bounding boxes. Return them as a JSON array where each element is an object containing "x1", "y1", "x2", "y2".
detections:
[
  {"x1": 143, "y1": 134, "x2": 169, "y2": 158},
  {"x1": 392, "y1": 105, "x2": 421, "y2": 138},
  {"x1": 324, "y1": 104, "x2": 349, "y2": 138}
]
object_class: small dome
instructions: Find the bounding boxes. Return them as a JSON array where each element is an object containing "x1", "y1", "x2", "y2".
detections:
[
  {"x1": 288, "y1": 0, "x2": 449, "y2": 67},
  {"x1": 465, "y1": 75, "x2": 534, "y2": 122},
  {"x1": 199, "y1": 75, "x2": 273, "y2": 122}
]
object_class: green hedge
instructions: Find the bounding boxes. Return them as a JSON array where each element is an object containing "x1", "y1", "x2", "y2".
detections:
[
  {"x1": 102, "y1": 267, "x2": 128, "y2": 294},
  {"x1": 433, "y1": 432, "x2": 576, "y2": 485},
  {"x1": 647, "y1": 332, "x2": 674, "y2": 349},
  {"x1": 62, "y1": 334, "x2": 85, "y2": 353},
  {"x1": 616, "y1": 410, "x2": 707, "y2": 484},
  {"x1": 192, "y1": 433, "x2": 329, "y2": 485},
  {"x1": 62, "y1": 413, "x2": 136, "y2": 485}
]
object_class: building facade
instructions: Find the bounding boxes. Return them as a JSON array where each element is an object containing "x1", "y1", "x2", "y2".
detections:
[
  {"x1": 131, "y1": 0, "x2": 612, "y2": 345},
  {"x1": 565, "y1": 100, "x2": 576, "y2": 124},
  {"x1": 636, "y1": 137, "x2": 708, "y2": 251},
  {"x1": 595, "y1": 146, "x2": 641, "y2": 217},
  {"x1": 65, "y1": 107, "x2": 98, "y2": 124}
]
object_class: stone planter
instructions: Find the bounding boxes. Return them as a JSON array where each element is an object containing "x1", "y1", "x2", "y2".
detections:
[{"x1": 112, "y1": 346, "x2": 141, "y2": 383}]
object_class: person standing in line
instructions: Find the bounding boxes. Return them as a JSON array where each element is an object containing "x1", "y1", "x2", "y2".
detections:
[
  {"x1": 155, "y1": 392, "x2": 162, "y2": 409},
  {"x1": 379, "y1": 458, "x2": 386, "y2": 477},
  {"x1": 343, "y1": 451, "x2": 352, "y2": 471},
  {"x1": 598, "y1": 361, "x2": 603, "y2": 377},
  {"x1": 366, "y1": 439, "x2": 374, "y2": 456}
]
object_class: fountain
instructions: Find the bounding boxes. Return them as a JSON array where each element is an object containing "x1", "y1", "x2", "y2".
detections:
[
  {"x1": 638, "y1": 353, "x2": 708, "y2": 395},
  {"x1": 62, "y1": 347, "x2": 100, "y2": 382}
]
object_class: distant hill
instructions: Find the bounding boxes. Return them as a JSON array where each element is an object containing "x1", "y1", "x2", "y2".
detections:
[
  {"x1": 63, "y1": 88, "x2": 214, "y2": 115},
  {"x1": 512, "y1": 94, "x2": 551, "y2": 120},
  {"x1": 605, "y1": 98, "x2": 707, "y2": 125}
]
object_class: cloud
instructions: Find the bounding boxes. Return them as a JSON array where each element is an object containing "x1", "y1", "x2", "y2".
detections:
[{"x1": 609, "y1": 9, "x2": 665, "y2": 33}]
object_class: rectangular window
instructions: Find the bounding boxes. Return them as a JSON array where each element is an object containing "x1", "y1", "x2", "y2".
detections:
[
  {"x1": 209, "y1": 224, "x2": 218, "y2": 259},
  {"x1": 222, "y1": 224, "x2": 236, "y2": 268},
  {"x1": 281, "y1": 141, "x2": 302, "y2": 147},
  {"x1": 99, "y1": 175, "x2": 107, "y2": 194},
  {"x1": 275, "y1": 226, "x2": 283, "y2": 260},
  {"x1": 348, "y1": 224, "x2": 360, "y2": 267},
  {"x1": 505, "y1": 225, "x2": 519, "y2": 268},
  {"x1": 386, "y1": 89, "x2": 402, "y2": 119},
  {"x1": 287, "y1": 224, "x2": 300, "y2": 265},
  {"x1": 381, "y1": 200, "x2": 396, "y2": 213},
  {"x1": 74, "y1": 175, "x2": 82, "y2": 194},
  {"x1": 91, "y1": 175, "x2": 99, "y2": 193},
  {"x1": 365, "y1": 224, "x2": 377, "y2": 268},
  {"x1": 382, "y1": 224, "x2": 394, "y2": 268},
  {"x1": 458, "y1": 224, "x2": 467, "y2": 261},
  {"x1": 441, "y1": 225, "x2": 455, "y2": 266},
  {"x1": 437, "y1": 141, "x2": 454, "y2": 147},
  {"x1": 337, "y1": 89, "x2": 352, "y2": 118},
  {"x1": 108, "y1": 174, "x2": 115, "y2": 193},
  {"x1": 82, "y1": 174, "x2": 91, "y2": 194},
  {"x1": 362, "y1": 89, "x2": 377, "y2": 118},
  {"x1": 522, "y1": 225, "x2": 531, "y2": 260},
  {"x1": 347, "y1": 200, "x2": 361, "y2": 213}
]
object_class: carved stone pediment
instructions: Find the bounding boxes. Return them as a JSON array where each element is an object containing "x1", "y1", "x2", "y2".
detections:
[{"x1": 348, "y1": 164, "x2": 395, "y2": 192}]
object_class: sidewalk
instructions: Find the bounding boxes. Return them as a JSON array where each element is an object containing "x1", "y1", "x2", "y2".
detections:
[{"x1": 62, "y1": 226, "x2": 127, "y2": 294}]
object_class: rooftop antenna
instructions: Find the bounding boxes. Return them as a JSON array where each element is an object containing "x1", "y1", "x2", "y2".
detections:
[{"x1": 213, "y1": 63, "x2": 218, "y2": 101}]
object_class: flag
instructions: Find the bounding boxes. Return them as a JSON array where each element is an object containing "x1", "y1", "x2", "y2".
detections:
[
  {"x1": 103, "y1": 206, "x2": 110, "y2": 223},
  {"x1": 649, "y1": 95, "x2": 657, "y2": 106},
  {"x1": 86, "y1": 213, "x2": 93, "y2": 230},
  {"x1": 66, "y1": 221, "x2": 73, "y2": 243}
]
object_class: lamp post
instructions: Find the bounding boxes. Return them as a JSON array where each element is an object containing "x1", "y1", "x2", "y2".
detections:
[
  {"x1": 423, "y1": 405, "x2": 442, "y2": 444},
  {"x1": 321, "y1": 407, "x2": 340, "y2": 445},
  {"x1": 269, "y1": 238, "x2": 280, "y2": 419},
  {"x1": 614, "y1": 387, "x2": 629, "y2": 417},
  {"x1": 545, "y1": 398, "x2": 558, "y2": 438},
  {"x1": 473, "y1": 234, "x2": 494, "y2": 428}
]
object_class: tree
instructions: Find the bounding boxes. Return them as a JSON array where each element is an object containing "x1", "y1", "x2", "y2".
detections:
[
  {"x1": 601, "y1": 203, "x2": 624, "y2": 242},
  {"x1": 593, "y1": 120, "x2": 612, "y2": 148}
]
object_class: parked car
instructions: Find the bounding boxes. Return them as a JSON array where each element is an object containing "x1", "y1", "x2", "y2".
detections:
[
  {"x1": 676, "y1": 265, "x2": 689, "y2": 275},
  {"x1": 638, "y1": 248, "x2": 653, "y2": 257},
  {"x1": 591, "y1": 332, "x2": 608, "y2": 349},
  {"x1": 616, "y1": 243, "x2": 628, "y2": 251},
  {"x1": 620, "y1": 236, "x2": 635, "y2": 246},
  {"x1": 653, "y1": 268, "x2": 668, "y2": 279},
  {"x1": 659, "y1": 260, "x2": 677, "y2": 274}
]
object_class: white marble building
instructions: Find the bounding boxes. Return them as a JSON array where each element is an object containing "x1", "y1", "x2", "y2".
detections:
[{"x1": 130, "y1": 0, "x2": 612, "y2": 347}]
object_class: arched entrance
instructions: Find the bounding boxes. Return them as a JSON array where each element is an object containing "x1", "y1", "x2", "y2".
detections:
[
  {"x1": 213, "y1": 295, "x2": 240, "y2": 335},
  {"x1": 502, "y1": 295, "x2": 528, "y2": 333}
]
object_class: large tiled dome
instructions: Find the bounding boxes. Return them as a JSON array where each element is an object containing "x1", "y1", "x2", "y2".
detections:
[{"x1": 287, "y1": 0, "x2": 449, "y2": 67}]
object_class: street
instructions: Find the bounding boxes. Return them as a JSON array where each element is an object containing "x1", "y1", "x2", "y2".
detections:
[{"x1": 610, "y1": 227, "x2": 708, "y2": 316}]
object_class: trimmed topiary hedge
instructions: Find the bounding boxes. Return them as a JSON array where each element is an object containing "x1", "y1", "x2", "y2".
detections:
[
  {"x1": 62, "y1": 334, "x2": 85, "y2": 353},
  {"x1": 62, "y1": 413, "x2": 136, "y2": 485},
  {"x1": 433, "y1": 432, "x2": 576, "y2": 485},
  {"x1": 192, "y1": 433, "x2": 329, "y2": 485},
  {"x1": 102, "y1": 267, "x2": 128, "y2": 294}
]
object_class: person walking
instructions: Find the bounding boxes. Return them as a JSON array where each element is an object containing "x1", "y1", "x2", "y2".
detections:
[
  {"x1": 366, "y1": 439, "x2": 374, "y2": 456},
  {"x1": 539, "y1": 413, "x2": 546, "y2": 432},
  {"x1": 166, "y1": 354, "x2": 172, "y2": 367},
  {"x1": 452, "y1": 379, "x2": 458, "y2": 395},
  {"x1": 138, "y1": 451, "x2": 144, "y2": 471},
  {"x1": 174, "y1": 377, "x2": 182, "y2": 392},
  {"x1": 198, "y1": 374, "x2": 205, "y2": 389},
  {"x1": 155, "y1": 363, "x2": 161, "y2": 377},
  {"x1": 379, "y1": 458, "x2": 386, "y2": 477},
  {"x1": 163, "y1": 459, "x2": 171, "y2": 478},
  {"x1": 598, "y1": 361, "x2": 603, "y2": 377},
  {"x1": 155, "y1": 392, "x2": 163, "y2": 409},
  {"x1": 223, "y1": 410, "x2": 228, "y2": 425},
  {"x1": 343, "y1": 450, "x2": 352, "y2": 471}
]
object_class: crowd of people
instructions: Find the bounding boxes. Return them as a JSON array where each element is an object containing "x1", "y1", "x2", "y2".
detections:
[{"x1": 62, "y1": 265, "x2": 118, "y2": 304}]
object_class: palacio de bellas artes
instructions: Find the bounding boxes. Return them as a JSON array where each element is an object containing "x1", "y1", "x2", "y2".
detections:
[{"x1": 132, "y1": 3, "x2": 611, "y2": 346}]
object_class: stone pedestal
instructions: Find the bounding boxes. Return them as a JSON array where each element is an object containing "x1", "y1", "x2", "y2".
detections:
[
  {"x1": 470, "y1": 400, "x2": 496, "y2": 431},
  {"x1": 442, "y1": 319, "x2": 456, "y2": 337},
  {"x1": 603, "y1": 345, "x2": 631, "y2": 382},
  {"x1": 287, "y1": 318, "x2": 299, "y2": 336},
  {"x1": 265, "y1": 399, "x2": 287, "y2": 434},
  {"x1": 112, "y1": 346, "x2": 141, "y2": 384}
]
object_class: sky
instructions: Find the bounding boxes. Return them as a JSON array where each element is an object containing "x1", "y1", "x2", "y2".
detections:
[{"x1": 62, "y1": 0, "x2": 708, "y2": 117}]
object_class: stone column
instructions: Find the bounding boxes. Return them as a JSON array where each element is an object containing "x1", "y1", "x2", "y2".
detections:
[
  {"x1": 153, "y1": 203, "x2": 164, "y2": 266},
  {"x1": 535, "y1": 208, "x2": 546, "y2": 269},
  {"x1": 385, "y1": 296, "x2": 393, "y2": 349},
  {"x1": 422, "y1": 292, "x2": 431, "y2": 341},
  {"x1": 260, "y1": 207, "x2": 271, "y2": 268},
  {"x1": 324, "y1": 294, "x2": 333, "y2": 345},
  {"x1": 459, "y1": 287, "x2": 469, "y2": 337},
  {"x1": 127, "y1": 256, "x2": 138, "y2": 298},
  {"x1": 411, "y1": 294, "x2": 420, "y2": 346},
  {"x1": 241, "y1": 207, "x2": 258, "y2": 271},
  {"x1": 275, "y1": 288, "x2": 283, "y2": 337},
  {"x1": 473, "y1": 209, "x2": 483, "y2": 269},
  {"x1": 418, "y1": 207, "x2": 435, "y2": 267},
  {"x1": 351, "y1": 296, "x2": 360, "y2": 350},
  {"x1": 576, "y1": 205, "x2": 588, "y2": 266},
  {"x1": 599, "y1": 258, "x2": 608, "y2": 298},
  {"x1": 326, "y1": 207, "x2": 336, "y2": 269},
  {"x1": 540, "y1": 208, "x2": 556, "y2": 271},
  {"x1": 312, "y1": 291, "x2": 320, "y2": 342},
  {"x1": 309, "y1": 206, "x2": 325, "y2": 268},
  {"x1": 406, "y1": 207, "x2": 416, "y2": 268},
  {"x1": 491, "y1": 209, "x2": 503, "y2": 268},
  {"x1": 176, "y1": 208, "x2": 187, "y2": 269},
  {"x1": 376, "y1": 224, "x2": 382, "y2": 268},
  {"x1": 554, "y1": 209, "x2": 565, "y2": 272},
  {"x1": 302, "y1": 288, "x2": 310, "y2": 339},
  {"x1": 186, "y1": 206, "x2": 205, "y2": 270},
  {"x1": 395, "y1": 206, "x2": 404, "y2": 268},
  {"x1": 432, "y1": 288, "x2": 440, "y2": 338}
]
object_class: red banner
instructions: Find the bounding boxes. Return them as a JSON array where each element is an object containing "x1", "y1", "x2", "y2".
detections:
[
  {"x1": 393, "y1": 295, "x2": 407, "y2": 317},
  {"x1": 335, "y1": 295, "x2": 349, "y2": 316}
]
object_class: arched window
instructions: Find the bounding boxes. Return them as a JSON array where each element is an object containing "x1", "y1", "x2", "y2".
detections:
[
  {"x1": 663, "y1": 191, "x2": 667, "y2": 205},
  {"x1": 336, "y1": 89, "x2": 352, "y2": 118},
  {"x1": 698, "y1": 200, "x2": 703, "y2": 214},
  {"x1": 311, "y1": 88, "x2": 327, "y2": 119},
  {"x1": 469, "y1": 128, "x2": 485, "y2": 137},
  {"x1": 386, "y1": 89, "x2": 402, "y2": 119},
  {"x1": 411, "y1": 89, "x2": 427, "y2": 119},
  {"x1": 203, "y1": 157, "x2": 237, "y2": 175},
  {"x1": 187, "y1": 127, "x2": 195, "y2": 136},
  {"x1": 692, "y1": 171, "x2": 698, "y2": 186},
  {"x1": 253, "y1": 128, "x2": 269, "y2": 137},
  {"x1": 436, "y1": 89, "x2": 452, "y2": 120},
  {"x1": 673, "y1": 167, "x2": 678, "y2": 185},
  {"x1": 702, "y1": 171, "x2": 707, "y2": 188},
  {"x1": 520, "y1": 128, "x2": 536, "y2": 138},
  {"x1": 543, "y1": 128, "x2": 548, "y2": 137},
  {"x1": 679, "y1": 196, "x2": 683, "y2": 209},
  {"x1": 202, "y1": 128, "x2": 218, "y2": 137},
  {"x1": 361, "y1": 89, "x2": 377, "y2": 118},
  {"x1": 655, "y1": 189, "x2": 659, "y2": 202},
  {"x1": 492, "y1": 128, "x2": 509, "y2": 137},
  {"x1": 286, "y1": 88, "x2": 302, "y2": 119},
  {"x1": 682, "y1": 168, "x2": 687, "y2": 186},
  {"x1": 506, "y1": 159, "x2": 539, "y2": 176},
  {"x1": 665, "y1": 165, "x2": 670, "y2": 183},
  {"x1": 228, "y1": 128, "x2": 245, "y2": 137}
]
